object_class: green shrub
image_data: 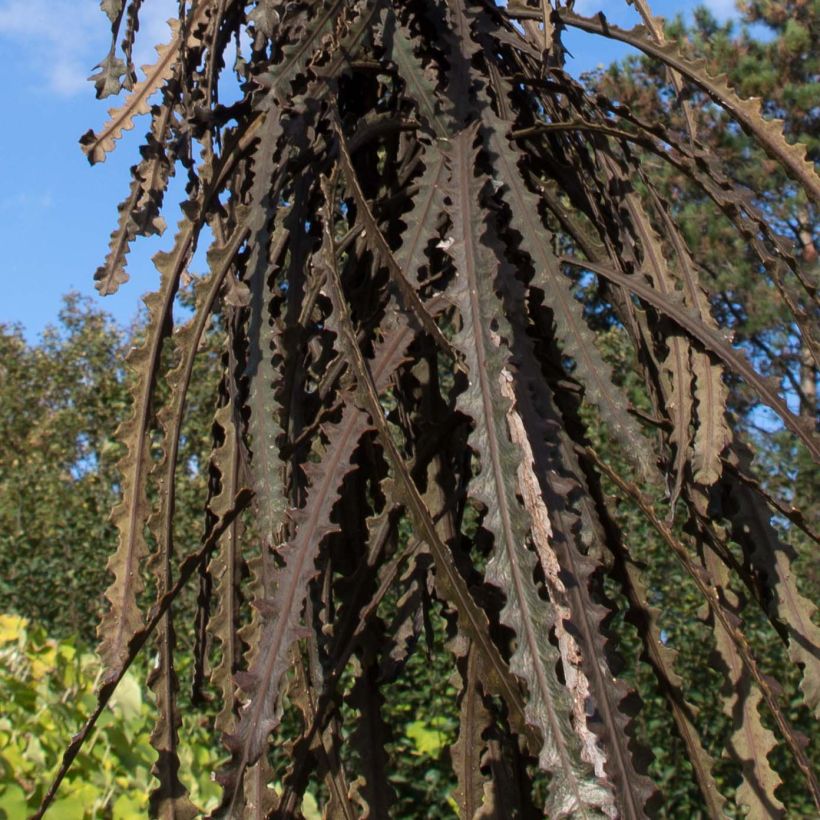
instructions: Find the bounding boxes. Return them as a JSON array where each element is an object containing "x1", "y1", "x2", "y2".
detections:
[
  {"x1": 0, "y1": 613, "x2": 466, "y2": 817},
  {"x1": 0, "y1": 614, "x2": 222, "y2": 818}
]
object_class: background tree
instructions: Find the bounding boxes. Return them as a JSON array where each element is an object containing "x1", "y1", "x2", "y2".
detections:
[
  {"x1": 0, "y1": 297, "x2": 128, "y2": 639},
  {"x1": 595, "y1": 0, "x2": 818, "y2": 429},
  {"x1": 0, "y1": 294, "x2": 218, "y2": 643}
]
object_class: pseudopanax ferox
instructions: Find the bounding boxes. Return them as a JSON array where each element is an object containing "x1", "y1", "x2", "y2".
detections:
[{"x1": 38, "y1": 2, "x2": 819, "y2": 817}]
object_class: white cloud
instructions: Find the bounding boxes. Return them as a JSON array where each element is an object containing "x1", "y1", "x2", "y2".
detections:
[
  {"x1": 0, "y1": 0, "x2": 177, "y2": 96},
  {"x1": 0, "y1": 0, "x2": 99, "y2": 94},
  {"x1": 700, "y1": 0, "x2": 741, "y2": 19},
  {"x1": 0, "y1": 190, "x2": 54, "y2": 210}
]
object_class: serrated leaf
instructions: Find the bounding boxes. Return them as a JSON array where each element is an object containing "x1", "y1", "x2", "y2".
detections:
[
  {"x1": 81, "y1": 17, "x2": 186, "y2": 164},
  {"x1": 440, "y1": 126, "x2": 614, "y2": 816}
]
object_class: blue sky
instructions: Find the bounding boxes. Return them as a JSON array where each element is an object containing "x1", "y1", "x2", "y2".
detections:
[{"x1": 0, "y1": 0, "x2": 740, "y2": 339}]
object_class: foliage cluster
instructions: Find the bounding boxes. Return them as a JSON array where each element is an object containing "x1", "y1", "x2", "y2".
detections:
[
  {"x1": 5, "y1": 292, "x2": 814, "y2": 817},
  {"x1": 0, "y1": 613, "x2": 222, "y2": 817},
  {"x1": 0, "y1": 298, "x2": 127, "y2": 639},
  {"x1": 0, "y1": 610, "x2": 471, "y2": 817}
]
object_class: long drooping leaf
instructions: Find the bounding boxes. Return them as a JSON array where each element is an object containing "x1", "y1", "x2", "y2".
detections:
[
  {"x1": 701, "y1": 542, "x2": 786, "y2": 818},
  {"x1": 646, "y1": 187, "x2": 730, "y2": 488},
  {"x1": 476, "y1": 70, "x2": 657, "y2": 482},
  {"x1": 380, "y1": 8, "x2": 451, "y2": 140},
  {"x1": 146, "y1": 241, "x2": 245, "y2": 819},
  {"x1": 203, "y1": 393, "x2": 245, "y2": 737},
  {"x1": 235, "y1": 101, "x2": 289, "y2": 710},
  {"x1": 614, "y1": 176, "x2": 694, "y2": 503},
  {"x1": 94, "y1": 98, "x2": 176, "y2": 295},
  {"x1": 439, "y1": 125, "x2": 613, "y2": 816},
  {"x1": 498, "y1": 361, "x2": 660, "y2": 817},
  {"x1": 481, "y1": 141, "x2": 658, "y2": 814},
  {"x1": 97, "y1": 217, "x2": 191, "y2": 678},
  {"x1": 450, "y1": 642, "x2": 493, "y2": 818},
  {"x1": 723, "y1": 442, "x2": 820, "y2": 717}
]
